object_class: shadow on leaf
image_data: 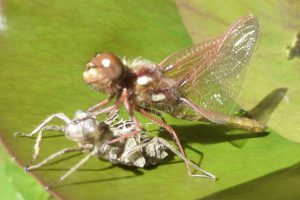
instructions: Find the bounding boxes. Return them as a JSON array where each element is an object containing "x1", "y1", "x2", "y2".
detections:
[
  {"x1": 159, "y1": 88, "x2": 288, "y2": 147},
  {"x1": 199, "y1": 162, "x2": 300, "y2": 200}
]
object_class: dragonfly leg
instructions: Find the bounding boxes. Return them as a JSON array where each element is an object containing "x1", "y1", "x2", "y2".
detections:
[
  {"x1": 154, "y1": 137, "x2": 216, "y2": 179},
  {"x1": 135, "y1": 107, "x2": 194, "y2": 176},
  {"x1": 73, "y1": 95, "x2": 124, "y2": 124},
  {"x1": 88, "y1": 94, "x2": 115, "y2": 112},
  {"x1": 106, "y1": 89, "x2": 143, "y2": 144},
  {"x1": 138, "y1": 106, "x2": 166, "y2": 123}
]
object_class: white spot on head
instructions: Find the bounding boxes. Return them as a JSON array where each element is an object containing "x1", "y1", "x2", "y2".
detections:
[
  {"x1": 151, "y1": 93, "x2": 166, "y2": 102},
  {"x1": 102, "y1": 58, "x2": 111, "y2": 68},
  {"x1": 137, "y1": 76, "x2": 152, "y2": 86}
]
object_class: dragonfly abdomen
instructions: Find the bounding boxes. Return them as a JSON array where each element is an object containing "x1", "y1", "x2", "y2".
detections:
[{"x1": 226, "y1": 116, "x2": 266, "y2": 133}]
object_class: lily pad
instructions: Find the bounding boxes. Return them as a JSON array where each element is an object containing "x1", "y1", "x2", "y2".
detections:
[
  {"x1": 176, "y1": 0, "x2": 300, "y2": 143},
  {"x1": 1, "y1": 0, "x2": 300, "y2": 200}
]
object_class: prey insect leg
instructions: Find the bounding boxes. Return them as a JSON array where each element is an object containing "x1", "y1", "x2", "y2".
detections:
[
  {"x1": 30, "y1": 125, "x2": 64, "y2": 163},
  {"x1": 46, "y1": 148, "x2": 98, "y2": 189},
  {"x1": 14, "y1": 113, "x2": 71, "y2": 137},
  {"x1": 14, "y1": 113, "x2": 70, "y2": 162},
  {"x1": 26, "y1": 146, "x2": 86, "y2": 171}
]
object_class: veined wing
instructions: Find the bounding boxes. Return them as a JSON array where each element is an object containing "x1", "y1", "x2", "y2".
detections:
[{"x1": 159, "y1": 15, "x2": 260, "y2": 122}]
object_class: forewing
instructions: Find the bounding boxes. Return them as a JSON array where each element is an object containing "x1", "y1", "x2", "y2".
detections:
[{"x1": 159, "y1": 15, "x2": 260, "y2": 119}]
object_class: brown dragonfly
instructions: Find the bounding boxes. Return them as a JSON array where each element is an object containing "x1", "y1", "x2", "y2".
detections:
[{"x1": 82, "y1": 14, "x2": 265, "y2": 175}]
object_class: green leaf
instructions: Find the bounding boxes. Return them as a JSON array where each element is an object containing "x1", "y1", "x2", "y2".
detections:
[
  {"x1": 0, "y1": 0, "x2": 300, "y2": 200},
  {"x1": 177, "y1": 0, "x2": 300, "y2": 143}
]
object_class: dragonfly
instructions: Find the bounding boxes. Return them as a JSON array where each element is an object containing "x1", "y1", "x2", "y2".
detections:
[
  {"x1": 14, "y1": 111, "x2": 215, "y2": 188},
  {"x1": 82, "y1": 14, "x2": 265, "y2": 176}
]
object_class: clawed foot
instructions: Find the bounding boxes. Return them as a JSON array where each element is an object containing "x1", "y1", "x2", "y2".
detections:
[
  {"x1": 24, "y1": 165, "x2": 30, "y2": 172},
  {"x1": 45, "y1": 183, "x2": 55, "y2": 191},
  {"x1": 188, "y1": 171, "x2": 217, "y2": 180}
]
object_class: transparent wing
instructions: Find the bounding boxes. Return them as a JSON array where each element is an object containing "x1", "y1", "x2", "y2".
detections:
[{"x1": 159, "y1": 15, "x2": 260, "y2": 121}]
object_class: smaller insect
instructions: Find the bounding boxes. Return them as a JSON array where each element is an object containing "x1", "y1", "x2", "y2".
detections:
[{"x1": 14, "y1": 110, "x2": 215, "y2": 188}]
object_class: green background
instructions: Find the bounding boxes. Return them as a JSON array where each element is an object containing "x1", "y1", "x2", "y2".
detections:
[{"x1": 0, "y1": 0, "x2": 300, "y2": 199}]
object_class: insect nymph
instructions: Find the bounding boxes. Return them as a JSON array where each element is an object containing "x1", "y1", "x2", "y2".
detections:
[
  {"x1": 15, "y1": 111, "x2": 215, "y2": 188},
  {"x1": 83, "y1": 15, "x2": 265, "y2": 175}
]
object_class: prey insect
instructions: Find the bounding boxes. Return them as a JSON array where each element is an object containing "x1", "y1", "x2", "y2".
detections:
[
  {"x1": 82, "y1": 15, "x2": 265, "y2": 176},
  {"x1": 14, "y1": 111, "x2": 215, "y2": 188}
]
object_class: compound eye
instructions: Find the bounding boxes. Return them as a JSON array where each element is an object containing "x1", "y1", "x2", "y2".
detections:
[{"x1": 94, "y1": 53, "x2": 124, "y2": 81}]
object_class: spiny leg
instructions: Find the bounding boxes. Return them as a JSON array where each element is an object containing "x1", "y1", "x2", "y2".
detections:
[
  {"x1": 74, "y1": 94, "x2": 123, "y2": 124},
  {"x1": 139, "y1": 107, "x2": 167, "y2": 131},
  {"x1": 14, "y1": 113, "x2": 71, "y2": 137},
  {"x1": 15, "y1": 124, "x2": 65, "y2": 163},
  {"x1": 152, "y1": 137, "x2": 216, "y2": 179},
  {"x1": 105, "y1": 89, "x2": 191, "y2": 175},
  {"x1": 73, "y1": 105, "x2": 118, "y2": 125},
  {"x1": 26, "y1": 146, "x2": 86, "y2": 171},
  {"x1": 106, "y1": 89, "x2": 143, "y2": 144},
  {"x1": 94, "y1": 90, "x2": 202, "y2": 176},
  {"x1": 107, "y1": 129, "x2": 141, "y2": 144},
  {"x1": 139, "y1": 107, "x2": 167, "y2": 123},
  {"x1": 88, "y1": 94, "x2": 115, "y2": 112},
  {"x1": 46, "y1": 148, "x2": 98, "y2": 189},
  {"x1": 31, "y1": 125, "x2": 65, "y2": 163},
  {"x1": 121, "y1": 137, "x2": 215, "y2": 179},
  {"x1": 135, "y1": 107, "x2": 193, "y2": 176}
]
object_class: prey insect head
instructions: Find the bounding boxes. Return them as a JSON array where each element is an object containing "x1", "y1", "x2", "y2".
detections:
[{"x1": 65, "y1": 111, "x2": 107, "y2": 143}]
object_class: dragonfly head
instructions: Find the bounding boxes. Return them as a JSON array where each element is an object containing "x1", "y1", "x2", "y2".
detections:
[{"x1": 83, "y1": 53, "x2": 124, "y2": 94}]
